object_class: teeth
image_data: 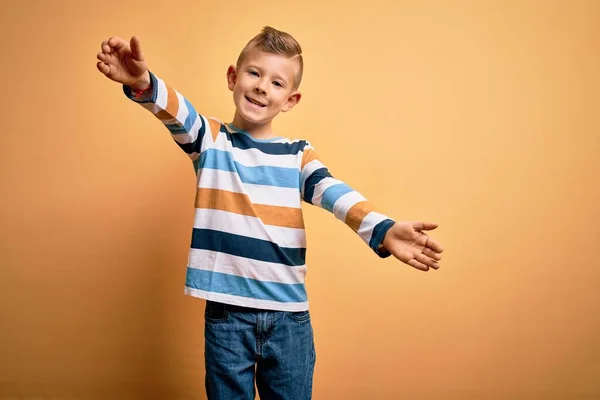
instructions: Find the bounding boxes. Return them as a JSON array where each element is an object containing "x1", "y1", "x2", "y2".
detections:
[{"x1": 247, "y1": 97, "x2": 265, "y2": 107}]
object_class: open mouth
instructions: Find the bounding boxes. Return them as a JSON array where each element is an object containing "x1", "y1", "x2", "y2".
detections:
[{"x1": 245, "y1": 96, "x2": 267, "y2": 107}]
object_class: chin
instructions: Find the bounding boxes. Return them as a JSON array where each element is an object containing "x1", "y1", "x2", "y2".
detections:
[
  {"x1": 240, "y1": 110, "x2": 262, "y2": 122},
  {"x1": 243, "y1": 108, "x2": 274, "y2": 123},
  {"x1": 235, "y1": 112, "x2": 263, "y2": 126}
]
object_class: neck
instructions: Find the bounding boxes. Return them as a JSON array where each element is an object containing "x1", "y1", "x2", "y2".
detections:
[{"x1": 231, "y1": 111, "x2": 276, "y2": 140}]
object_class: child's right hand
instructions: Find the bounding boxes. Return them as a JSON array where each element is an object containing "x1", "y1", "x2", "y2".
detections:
[{"x1": 96, "y1": 36, "x2": 150, "y2": 90}]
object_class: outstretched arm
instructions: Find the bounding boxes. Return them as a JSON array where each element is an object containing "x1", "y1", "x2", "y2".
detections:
[
  {"x1": 300, "y1": 143, "x2": 444, "y2": 271},
  {"x1": 96, "y1": 36, "x2": 219, "y2": 166}
]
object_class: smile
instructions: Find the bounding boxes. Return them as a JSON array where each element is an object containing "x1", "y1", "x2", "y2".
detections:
[{"x1": 245, "y1": 96, "x2": 267, "y2": 107}]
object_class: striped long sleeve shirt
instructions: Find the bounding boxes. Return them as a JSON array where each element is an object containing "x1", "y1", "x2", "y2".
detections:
[{"x1": 123, "y1": 71, "x2": 395, "y2": 311}]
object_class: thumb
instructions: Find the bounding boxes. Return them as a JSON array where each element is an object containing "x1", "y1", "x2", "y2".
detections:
[
  {"x1": 412, "y1": 222, "x2": 438, "y2": 231},
  {"x1": 130, "y1": 36, "x2": 145, "y2": 61}
]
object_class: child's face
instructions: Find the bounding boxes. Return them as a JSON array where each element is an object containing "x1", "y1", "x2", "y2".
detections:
[{"x1": 227, "y1": 48, "x2": 301, "y2": 128}]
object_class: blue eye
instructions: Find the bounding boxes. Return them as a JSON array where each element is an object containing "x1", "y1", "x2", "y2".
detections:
[
  {"x1": 249, "y1": 70, "x2": 259, "y2": 77},
  {"x1": 273, "y1": 81, "x2": 283, "y2": 88}
]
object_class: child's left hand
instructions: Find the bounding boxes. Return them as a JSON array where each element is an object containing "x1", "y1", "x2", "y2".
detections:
[{"x1": 382, "y1": 222, "x2": 444, "y2": 271}]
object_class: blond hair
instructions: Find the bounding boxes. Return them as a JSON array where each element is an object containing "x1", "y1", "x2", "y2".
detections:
[{"x1": 236, "y1": 26, "x2": 303, "y2": 91}]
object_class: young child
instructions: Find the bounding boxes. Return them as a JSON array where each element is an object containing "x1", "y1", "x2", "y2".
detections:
[{"x1": 96, "y1": 26, "x2": 443, "y2": 400}]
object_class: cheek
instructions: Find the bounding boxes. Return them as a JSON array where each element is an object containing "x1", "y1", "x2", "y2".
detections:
[
  {"x1": 234, "y1": 85, "x2": 247, "y2": 99},
  {"x1": 232, "y1": 88, "x2": 244, "y2": 106},
  {"x1": 237, "y1": 76, "x2": 253, "y2": 89},
  {"x1": 276, "y1": 94, "x2": 289, "y2": 107}
]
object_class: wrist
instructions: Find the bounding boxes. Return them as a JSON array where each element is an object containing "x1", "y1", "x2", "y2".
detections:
[
  {"x1": 381, "y1": 222, "x2": 396, "y2": 248},
  {"x1": 130, "y1": 71, "x2": 151, "y2": 91}
]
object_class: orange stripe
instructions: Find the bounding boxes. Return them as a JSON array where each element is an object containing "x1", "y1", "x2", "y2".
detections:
[
  {"x1": 345, "y1": 201, "x2": 374, "y2": 232},
  {"x1": 155, "y1": 85, "x2": 179, "y2": 121},
  {"x1": 195, "y1": 188, "x2": 304, "y2": 229},
  {"x1": 254, "y1": 204, "x2": 304, "y2": 229},
  {"x1": 208, "y1": 118, "x2": 222, "y2": 141},
  {"x1": 301, "y1": 148, "x2": 319, "y2": 169}
]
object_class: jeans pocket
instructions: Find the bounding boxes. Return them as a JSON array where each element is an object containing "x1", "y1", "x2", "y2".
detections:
[
  {"x1": 287, "y1": 310, "x2": 310, "y2": 323},
  {"x1": 204, "y1": 301, "x2": 229, "y2": 323}
]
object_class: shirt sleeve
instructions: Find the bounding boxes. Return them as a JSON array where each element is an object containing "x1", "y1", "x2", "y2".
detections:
[
  {"x1": 122, "y1": 71, "x2": 221, "y2": 169},
  {"x1": 300, "y1": 141, "x2": 396, "y2": 258}
]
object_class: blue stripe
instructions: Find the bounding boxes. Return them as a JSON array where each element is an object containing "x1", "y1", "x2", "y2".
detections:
[
  {"x1": 199, "y1": 149, "x2": 300, "y2": 188},
  {"x1": 222, "y1": 127, "x2": 307, "y2": 155},
  {"x1": 191, "y1": 229, "x2": 306, "y2": 266},
  {"x1": 182, "y1": 98, "x2": 198, "y2": 133},
  {"x1": 199, "y1": 149, "x2": 236, "y2": 172},
  {"x1": 302, "y1": 167, "x2": 332, "y2": 204},
  {"x1": 186, "y1": 268, "x2": 307, "y2": 303},
  {"x1": 321, "y1": 184, "x2": 354, "y2": 212}
]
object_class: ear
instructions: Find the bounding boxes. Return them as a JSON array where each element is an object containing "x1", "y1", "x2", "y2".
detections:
[
  {"x1": 227, "y1": 65, "x2": 237, "y2": 91},
  {"x1": 281, "y1": 91, "x2": 302, "y2": 112}
]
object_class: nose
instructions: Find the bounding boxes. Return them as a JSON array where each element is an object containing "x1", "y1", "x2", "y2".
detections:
[{"x1": 254, "y1": 79, "x2": 267, "y2": 94}]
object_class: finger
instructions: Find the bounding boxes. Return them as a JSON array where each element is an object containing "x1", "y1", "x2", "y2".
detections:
[
  {"x1": 107, "y1": 36, "x2": 126, "y2": 51},
  {"x1": 422, "y1": 247, "x2": 442, "y2": 261},
  {"x1": 101, "y1": 40, "x2": 111, "y2": 53},
  {"x1": 96, "y1": 51, "x2": 107, "y2": 62},
  {"x1": 425, "y1": 236, "x2": 444, "y2": 253},
  {"x1": 407, "y1": 259, "x2": 429, "y2": 272},
  {"x1": 96, "y1": 62, "x2": 109, "y2": 75},
  {"x1": 416, "y1": 253, "x2": 440, "y2": 270},
  {"x1": 130, "y1": 36, "x2": 145, "y2": 61},
  {"x1": 412, "y1": 221, "x2": 438, "y2": 231}
]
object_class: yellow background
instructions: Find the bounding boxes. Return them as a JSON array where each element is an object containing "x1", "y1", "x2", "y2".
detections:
[{"x1": 1, "y1": 0, "x2": 599, "y2": 399}]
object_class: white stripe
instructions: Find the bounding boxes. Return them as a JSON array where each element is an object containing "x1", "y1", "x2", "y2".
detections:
[
  {"x1": 155, "y1": 78, "x2": 168, "y2": 109},
  {"x1": 264, "y1": 224, "x2": 306, "y2": 248},
  {"x1": 175, "y1": 91, "x2": 190, "y2": 127},
  {"x1": 211, "y1": 133, "x2": 302, "y2": 169},
  {"x1": 301, "y1": 159, "x2": 326, "y2": 193},
  {"x1": 188, "y1": 249, "x2": 306, "y2": 285},
  {"x1": 310, "y1": 177, "x2": 344, "y2": 208},
  {"x1": 198, "y1": 169, "x2": 301, "y2": 208},
  {"x1": 138, "y1": 78, "x2": 175, "y2": 122},
  {"x1": 212, "y1": 128, "x2": 229, "y2": 148},
  {"x1": 357, "y1": 211, "x2": 389, "y2": 244},
  {"x1": 171, "y1": 111, "x2": 202, "y2": 145},
  {"x1": 332, "y1": 191, "x2": 366, "y2": 221},
  {"x1": 246, "y1": 183, "x2": 301, "y2": 208},
  {"x1": 232, "y1": 147, "x2": 300, "y2": 168},
  {"x1": 271, "y1": 137, "x2": 305, "y2": 145},
  {"x1": 193, "y1": 208, "x2": 306, "y2": 248},
  {"x1": 189, "y1": 113, "x2": 204, "y2": 143},
  {"x1": 184, "y1": 287, "x2": 309, "y2": 312},
  {"x1": 198, "y1": 168, "x2": 245, "y2": 193}
]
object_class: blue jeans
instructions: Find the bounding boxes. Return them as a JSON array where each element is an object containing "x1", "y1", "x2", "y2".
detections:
[{"x1": 204, "y1": 301, "x2": 316, "y2": 400}]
